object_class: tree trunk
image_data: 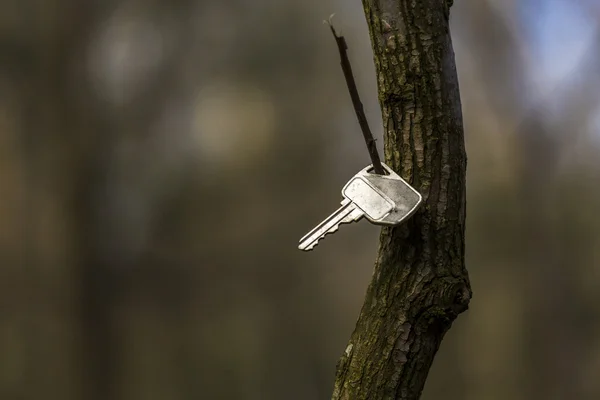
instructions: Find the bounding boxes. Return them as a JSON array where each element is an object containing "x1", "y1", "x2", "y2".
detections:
[{"x1": 331, "y1": 1, "x2": 470, "y2": 399}]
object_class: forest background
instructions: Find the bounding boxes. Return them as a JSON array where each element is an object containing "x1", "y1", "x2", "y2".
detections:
[{"x1": 1, "y1": 0, "x2": 599, "y2": 399}]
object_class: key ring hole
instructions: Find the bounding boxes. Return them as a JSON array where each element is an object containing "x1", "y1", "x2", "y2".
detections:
[{"x1": 367, "y1": 166, "x2": 390, "y2": 175}]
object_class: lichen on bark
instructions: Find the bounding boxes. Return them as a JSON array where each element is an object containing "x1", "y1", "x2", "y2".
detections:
[{"x1": 331, "y1": 1, "x2": 470, "y2": 399}]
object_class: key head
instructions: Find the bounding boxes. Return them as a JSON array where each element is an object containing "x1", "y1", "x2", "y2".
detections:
[{"x1": 341, "y1": 163, "x2": 422, "y2": 226}]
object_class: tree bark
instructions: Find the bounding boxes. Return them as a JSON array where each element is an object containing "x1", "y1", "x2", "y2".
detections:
[{"x1": 331, "y1": 1, "x2": 470, "y2": 399}]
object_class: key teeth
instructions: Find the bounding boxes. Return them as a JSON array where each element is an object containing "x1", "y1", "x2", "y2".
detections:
[
  {"x1": 298, "y1": 224, "x2": 341, "y2": 252},
  {"x1": 298, "y1": 202, "x2": 363, "y2": 252},
  {"x1": 298, "y1": 243, "x2": 314, "y2": 251},
  {"x1": 298, "y1": 240, "x2": 318, "y2": 252}
]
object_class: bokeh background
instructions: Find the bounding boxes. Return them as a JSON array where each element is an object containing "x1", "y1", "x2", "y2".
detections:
[{"x1": 1, "y1": 0, "x2": 599, "y2": 399}]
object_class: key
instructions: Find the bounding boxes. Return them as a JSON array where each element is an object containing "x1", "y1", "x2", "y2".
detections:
[{"x1": 298, "y1": 163, "x2": 422, "y2": 251}]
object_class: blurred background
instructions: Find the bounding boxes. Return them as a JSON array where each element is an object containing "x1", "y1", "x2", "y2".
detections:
[{"x1": 0, "y1": 0, "x2": 599, "y2": 399}]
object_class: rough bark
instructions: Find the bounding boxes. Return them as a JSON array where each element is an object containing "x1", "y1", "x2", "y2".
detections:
[{"x1": 331, "y1": 1, "x2": 470, "y2": 399}]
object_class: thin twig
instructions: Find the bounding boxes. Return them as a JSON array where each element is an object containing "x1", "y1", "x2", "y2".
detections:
[{"x1": 326, "y1": 15, "x2": 385, "y2": 175}]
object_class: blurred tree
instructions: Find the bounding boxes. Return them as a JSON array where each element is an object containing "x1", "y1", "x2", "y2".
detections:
[
  {"x1": 331, "y1": 1, "x2": 471, "y2": 399},
  {"x1": 458, "y1": 1, "x2": 600, "y2": 398},
  {"x1": 2, "y1": 1, "x2": 599, "y2": 399}
]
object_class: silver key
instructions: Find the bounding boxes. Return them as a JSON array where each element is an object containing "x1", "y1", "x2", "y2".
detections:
[{"x1": 298, "y1": 163, "x2": 422, "y2": 251}]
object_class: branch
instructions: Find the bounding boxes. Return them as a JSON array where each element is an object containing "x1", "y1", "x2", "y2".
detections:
[
  {"x1": 326, "y1": 15, "x2": 386, "y2": 175},
  {"x1": 331, "y1": 1, "x2": 470, "y2": 399}
]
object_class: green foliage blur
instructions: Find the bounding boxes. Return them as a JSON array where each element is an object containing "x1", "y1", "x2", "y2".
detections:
[{"x1": 0, "y1": 0, "x2": 599, "y2": 399}]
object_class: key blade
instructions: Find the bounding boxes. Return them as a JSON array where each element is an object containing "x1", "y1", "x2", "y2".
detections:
[
  {"x1": 298, "y1": 201, "x2": 363, "y2": 251},
  {"x1": 298, "y1": 200, "x2": 353, "y2": 251}
]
